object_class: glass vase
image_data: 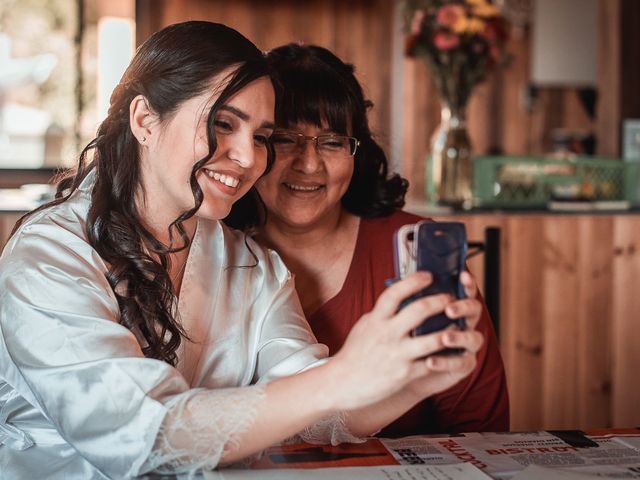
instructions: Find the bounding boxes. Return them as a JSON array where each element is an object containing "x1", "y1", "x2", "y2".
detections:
[{"x1": 429, "y1": 103, "x2": 473, "y2": 209}]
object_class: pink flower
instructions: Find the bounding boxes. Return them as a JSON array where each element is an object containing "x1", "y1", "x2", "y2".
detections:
[
  {"x1": 433, "y1": 31, "x2": 461, "y2": 50},
  {"x1": 436, "y1": 5, "x2": 465, "y2": 28}
]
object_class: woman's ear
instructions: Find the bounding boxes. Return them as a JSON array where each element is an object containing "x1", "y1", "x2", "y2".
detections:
[{"x1": 129, "y1": 95, "x2": 156, "y2": 146}]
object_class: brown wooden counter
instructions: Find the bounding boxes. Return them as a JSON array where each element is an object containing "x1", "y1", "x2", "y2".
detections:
[{"x1": 0, "y1": 213, "x2": 21, "y2": 249}]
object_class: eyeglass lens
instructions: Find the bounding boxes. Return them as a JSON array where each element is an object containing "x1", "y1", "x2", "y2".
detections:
[{"x1": 271, "y1": 133, "x2": 358, "y2": 156}]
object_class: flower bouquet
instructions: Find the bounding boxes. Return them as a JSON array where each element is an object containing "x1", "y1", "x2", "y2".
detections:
[
  {"x1": 405, "y1": 0, "x2": 510, "y2": 111},
  {"x1": 404, "y1": 0, "x2": 510, "y2": 207}
]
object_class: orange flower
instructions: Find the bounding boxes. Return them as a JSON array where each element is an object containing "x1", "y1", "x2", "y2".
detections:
[
  {"x1": 473, "y1": 3, "x2": 500, "y2": 18},
  {"x1": 452, "y1": 16, "x2": 487, "y2": 35},
  {"x1": 436, "y1": 4, "x2": 465, "y2": 28},
  {"x1": 433, "y1": 31, "x2": 461, "y2": 50}
]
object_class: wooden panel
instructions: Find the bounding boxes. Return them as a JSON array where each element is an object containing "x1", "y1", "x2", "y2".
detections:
[
  {"x1": 542, "y1": 217, "x2": 579, "y2": 428},
  {"x1": 595, "y1": 0, "x2": 640, "y2": 157},
  {"x1": 402, "y1": 60, "x2": 440, "y2": 204},
  {"x1": 620, "y1": 0, "x2": 640, "y2": 123},
  {"x1": 502, "y1": 216, "x2": 546, "y2": 430},
  {"x1": 501, "y1": 30, "x2": 532, "y2": 155},
  {"x1": 612, "y1": 216, "x2": 640, "y2": 426},
  {"x1": 576, "y1": 217, "x2": 613, "y2": 428},
  {"x1": 0, "y1": 214, "x2": 21, "y2": 251},
  {"x1": 0, "y1": 169, "x2": 59, "y2": 189},
  {"x1": 595, "y1": 0, "x2": 621, "y2": 156}
]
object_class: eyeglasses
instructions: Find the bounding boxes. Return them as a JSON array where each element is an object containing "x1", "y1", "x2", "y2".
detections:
[{"x1": 270, "y1": 131, "x2": 360, "y2": 157}]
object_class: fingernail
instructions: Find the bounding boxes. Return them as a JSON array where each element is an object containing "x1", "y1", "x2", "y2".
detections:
[
  {"x1": 419, "y1": 271, "x2": 432, "y2": 281},
  {"x1": 446, "y1": 305, "x2": 458, "y2": 316}
]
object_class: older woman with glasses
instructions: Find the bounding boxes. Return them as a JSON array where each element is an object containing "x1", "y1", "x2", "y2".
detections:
[{"x1": 227, "y1": 43, "x2": 509, "y2": 437}]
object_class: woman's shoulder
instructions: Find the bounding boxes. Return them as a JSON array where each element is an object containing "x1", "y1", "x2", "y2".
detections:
[
  {"x1": 1, "y1": 191, "x2": 100, "y2": 278},
  {"x1": 8, "y1": 188, "x2": 89, "y2": 239},
  {"x1": 0, "y1": 192, "x2": 117, "y2": 322},
  {"x1": 10, "y1": 171, "x2": 94, "y2": 244}
]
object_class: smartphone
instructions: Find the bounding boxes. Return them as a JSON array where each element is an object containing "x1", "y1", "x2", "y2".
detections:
[{"x1": 413, "y1": 222, "x2": 468, "y2": 342}]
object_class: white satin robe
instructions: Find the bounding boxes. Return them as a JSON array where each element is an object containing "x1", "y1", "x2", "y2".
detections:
[{"x1": 0, "y1": 172, "x2": 335, "y2": 478}]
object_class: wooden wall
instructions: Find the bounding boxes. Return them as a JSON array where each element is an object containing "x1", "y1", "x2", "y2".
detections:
[{"x1": 0, "y1": 214, "x2": 21, "y2": 250}]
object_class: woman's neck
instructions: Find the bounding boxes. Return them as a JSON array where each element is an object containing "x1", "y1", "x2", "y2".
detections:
[
  {"x1": 138, "y1": 200, "x2": 197, "y2": 296},
  {"x1": 259, "y1": 206, "x2": 351, "y2": 254},
  {"x1": 259, "y1": 209, "x2": 360, "y2": 316}
]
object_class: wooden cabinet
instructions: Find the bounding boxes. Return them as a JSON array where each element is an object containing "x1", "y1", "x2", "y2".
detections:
[
  {"x1": 0, "y1": 213, "x2": 20, "y2": 250},
  {"x1": 429, "y1": 212, "x2": 640, "y2": 431}
]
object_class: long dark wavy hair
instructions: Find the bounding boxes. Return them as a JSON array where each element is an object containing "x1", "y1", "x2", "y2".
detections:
[
  {"x1": 225, "y1": 43, "x2": 408, "y2": 230},
  {"x1": 10, "y1": 21, "x2": 275, "y2": 365}
]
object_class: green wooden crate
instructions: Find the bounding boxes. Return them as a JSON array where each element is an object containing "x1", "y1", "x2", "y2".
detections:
[{"x1": 472, "y1": 156, "x2": 640, "y2": 208}]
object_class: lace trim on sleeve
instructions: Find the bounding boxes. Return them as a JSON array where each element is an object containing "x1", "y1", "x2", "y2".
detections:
[
  {"x1": 142, "y1": 385, "x2": 266, "y2": 475},
  {"x1": 291, "y1": 411, "x2": 366, "y2": 446}
]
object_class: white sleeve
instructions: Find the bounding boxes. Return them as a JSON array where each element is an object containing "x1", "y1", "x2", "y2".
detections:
[{"x1": 141, "y1": 385, "x2": 267, "y2": 473}]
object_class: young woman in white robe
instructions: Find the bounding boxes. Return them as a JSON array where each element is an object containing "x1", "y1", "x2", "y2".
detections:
[{"x1": 0, "y1": 21, "x2": 484, "y2": 479}]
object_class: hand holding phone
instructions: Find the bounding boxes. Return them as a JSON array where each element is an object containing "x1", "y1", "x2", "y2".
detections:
[{"x1": 389, "y1": 221, "x2": 468, "y2": 355}]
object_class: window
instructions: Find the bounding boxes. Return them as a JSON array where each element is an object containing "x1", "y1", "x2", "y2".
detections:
[{"x1": 0, "y1": 0, "x2": 134, "y2": 170}]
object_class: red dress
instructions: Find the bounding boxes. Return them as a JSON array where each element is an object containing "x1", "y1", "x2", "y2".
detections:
[{"x1": 307, "y1": 210, "x2": 509, "y2": 436}]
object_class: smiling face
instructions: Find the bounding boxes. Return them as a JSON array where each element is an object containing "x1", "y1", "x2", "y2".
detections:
[
  {"x1": 256, "y1": 122, "x2": 355, "y2": 232},
  {"x1": 137, "y1": 73, "x2": 275, "y2": 232}
]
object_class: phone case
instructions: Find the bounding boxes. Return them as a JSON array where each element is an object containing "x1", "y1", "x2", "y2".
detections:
[
  {"x1": 388, "y1": 222, "x2": 468, "y2": 356},
  {"x1": 393, "y1": 224, "x2": 416, "y2": 279}
]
